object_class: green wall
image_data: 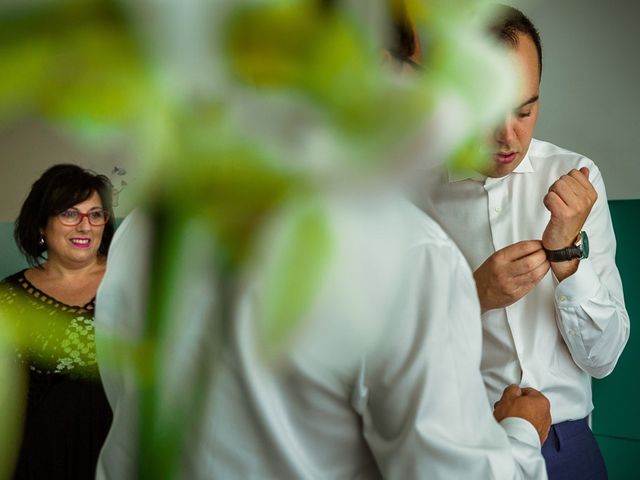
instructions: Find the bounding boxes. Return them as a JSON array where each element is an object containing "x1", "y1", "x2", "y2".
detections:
[
  {"x1": 593, "y1": 199, "x2": 640, "y2": 477},
  {"x1": 0, "y1": 221, "x2": 26, "y2": 279}
]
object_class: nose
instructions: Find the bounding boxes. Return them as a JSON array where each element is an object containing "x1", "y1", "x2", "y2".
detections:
[
  {"x1": 494, "y1": 114, "x2": 516, "y2": 146},
  {"x1": 76, "y1": 216, "x2": 91, "y2": 231}
]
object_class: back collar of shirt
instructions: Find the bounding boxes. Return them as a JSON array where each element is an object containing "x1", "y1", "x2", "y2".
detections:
[{"x1": 447, "y1": 150, "x2": 535, "y2": 183}]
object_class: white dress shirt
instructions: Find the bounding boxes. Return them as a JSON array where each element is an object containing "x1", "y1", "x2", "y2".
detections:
[
  {"x1": 412, "y1": 138, "x2": 630, "y2": 424},
  {"x1": 95, "y1": 195, "x2": 547, "y2": 479}
]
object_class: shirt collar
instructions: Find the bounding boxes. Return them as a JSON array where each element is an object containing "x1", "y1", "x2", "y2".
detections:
[
  {"x1": 513, "y1": 152, "x2": 535, "y2": 174},
  {"x1": 447, "y1": 149, "x2": 535, "y2": 183},
  {"x1": 447, "y1": 167, "x2": 486, "y2": 183}
]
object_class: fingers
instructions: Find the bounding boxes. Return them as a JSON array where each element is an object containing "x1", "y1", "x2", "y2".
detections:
[
  {"x1": 571, "y1": 168, "x2": 598, "y2": 203},
  {"x1": 500, "y1": 240, "x2": 545, "y2": 262},
  {"x1": 547, "y1": 169, "x2": 597, "y2": 211},
  {"x1": 508, "y1": 262, "x2": 550, "y2": 303},
  {"x1": 496, "y1": 385, "x2": 551, "y2": 443},
  {"x1": 520, "y1": 388, "x2": 551, "y2": 443},
  {"x1": 508, "y1": 248, "x2": 548, "y2": 277},
  {"x1": 548, "y1": 175, "x2": 581, "y2": 206},
  {"x1": 520, "y1": 387, "x2": 542, "y2": 397},
  {"x1": 477, "y1": 241, "x2": 549, "y2": 311},
  {"x1": 501, "y1": 384, "x2": 522, "y2": 399},
  {"x1": 515, "y1": 259, "x2": 550, "y2": 288},
  {"x1": 570, "y1": 168, "x2": 592, "y2": 190},
  {"x1": 543, "y1": 168, "x2": 597, "y2": 253},
  {"x1": 520, "y1": 387, "x2": 551, "y2": 412}
]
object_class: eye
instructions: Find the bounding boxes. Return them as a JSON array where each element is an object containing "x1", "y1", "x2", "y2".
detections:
[
  {"x1": 516, "y1": 111, "x2": 532, "y2": 119},
  {"x1": 89, "y1": 210, "x2": 105, "y2": 221},
  {"x1": 60, "y1": 209, "x2": 79, "y2": 220}
]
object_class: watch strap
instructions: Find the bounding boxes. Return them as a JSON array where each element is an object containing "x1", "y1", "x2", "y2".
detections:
[
  {"x1": 544, "y1": 231, "x2": 589, "y2": 262},
  {"x1": 545, "y1": 245, "x2": 582, "y2": 262}
]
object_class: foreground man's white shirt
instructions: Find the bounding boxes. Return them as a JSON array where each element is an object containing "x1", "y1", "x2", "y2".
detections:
[{"x1": 95, "y1": 194, "x2": 547, "y2": 479}]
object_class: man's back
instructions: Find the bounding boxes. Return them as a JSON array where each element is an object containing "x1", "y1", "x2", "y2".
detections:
[{"x1": 96, "y1": 193, "x2": 547, "y2": 479}]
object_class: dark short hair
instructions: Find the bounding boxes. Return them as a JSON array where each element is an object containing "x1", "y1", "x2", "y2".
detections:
[
  {"x1": 388, "y1": 1, "x2": 417, "y2": 63},
  {"x1": 14, "y1": 164, "x2": 115, "y2": 266},
  {"x1": 489, "y1": 4, "x2": 542, "y2": 79},
  {"x1": 318, "y1": 0, "x2": 417, "y2": 63}
]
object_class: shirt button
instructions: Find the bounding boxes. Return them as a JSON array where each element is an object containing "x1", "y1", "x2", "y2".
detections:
[
  {"x1": 494, "y1": 207, "x2": 502, "y2": 213},
  {"x1": 559, "y1": 295, "x2": 567, "y2": 302},
  {"x1": 568, "y1": 329, "x2": 577, "y2": 336}
]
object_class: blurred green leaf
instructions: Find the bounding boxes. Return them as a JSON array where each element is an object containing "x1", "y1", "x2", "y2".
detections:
[
  {"x1": 449, "y1": 133, "x2": 492, "y2": 172},
  {"x1": 259, "y1": 198, "x2": 333, "y2": 357},
  {"x1": 0, "y1": 0, "x2": 146, "y2": 140},
  {"x1": 0, "y1": 319, "x2": 24, "y2": 480}
]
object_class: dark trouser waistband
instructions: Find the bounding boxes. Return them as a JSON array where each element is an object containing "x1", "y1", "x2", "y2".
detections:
[
  {"x1": 549, "y1": 417, "x2": 589, "y2": 445},
  {"x1": 542, "y1": 416, "x2": 608, "y2": 480}
]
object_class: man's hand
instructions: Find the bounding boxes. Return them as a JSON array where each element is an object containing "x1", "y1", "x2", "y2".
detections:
[
  {"x1": 473, "y1": 241, "x2": 550, "y2": 313},
  {"x1": 542, "y1": 167, "x2": 596, "y2": 281},
  {"x1": 494, "y1": 384, "x2": 552, "y2": 445},
  {"x1": 542, "y1": 167, "x2": 597, "y2": 250}
]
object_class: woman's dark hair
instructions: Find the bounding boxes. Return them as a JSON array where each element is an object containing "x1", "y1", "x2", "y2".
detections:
[
  {"x1": 14, "y1": 164, "x2": 115, "y2": 266},
  {"x1": 489, "y1": 4, "x2": 543, "y2": 79}
]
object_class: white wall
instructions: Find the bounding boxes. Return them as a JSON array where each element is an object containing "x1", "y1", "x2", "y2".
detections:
[
  {"x1": 507, "y1": 0, "x2": 640, "y2": 200},
  {"x1": 0, "y1": 118, "x2": 134, "y2": 221}
]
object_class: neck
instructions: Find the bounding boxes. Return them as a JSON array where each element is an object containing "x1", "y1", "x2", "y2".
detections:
[{"x1": 42, "y1": 256, "x2": 105, "y2": 278}]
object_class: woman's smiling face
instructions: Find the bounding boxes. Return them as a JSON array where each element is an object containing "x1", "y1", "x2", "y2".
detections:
[{"x1": 42, "y1": 191, "x2": 106, "y2": 267}]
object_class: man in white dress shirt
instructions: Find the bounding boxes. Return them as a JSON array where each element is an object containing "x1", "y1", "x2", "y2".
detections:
[
  {"x1": 96, "y1": 198, "x2": 553, "y2": 479},
  {"x1": 412, "y1": 5, "x2": 629, "y2": 479}
]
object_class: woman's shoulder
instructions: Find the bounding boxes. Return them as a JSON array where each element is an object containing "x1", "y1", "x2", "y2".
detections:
[
  {"x1": 0, "y1": 270, "x2": 30, "y2": 307},
  {"x1": 0, "y1": 268, "x2": 29, "y2": 287}
]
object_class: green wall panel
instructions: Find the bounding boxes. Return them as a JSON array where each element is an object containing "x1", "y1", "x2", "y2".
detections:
[
  {"x1": 593, "y1": 200, "x2": 640, "y2": 440},
  {"x1": 595, "y1": 435, "x2": 640, "y2": 479},
  {"x1": 0, "y1": 221, "x2": 26, "y2": 280}
]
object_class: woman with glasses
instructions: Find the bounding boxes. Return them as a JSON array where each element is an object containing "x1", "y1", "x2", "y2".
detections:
[{"x1": 0, "y1": 164, "x2": 115, "y2": 479}]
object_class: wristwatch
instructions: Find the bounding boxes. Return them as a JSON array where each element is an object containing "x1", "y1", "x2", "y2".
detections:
[{"x1": 544, "y1": 231, "x2": 589, "y2": 262}]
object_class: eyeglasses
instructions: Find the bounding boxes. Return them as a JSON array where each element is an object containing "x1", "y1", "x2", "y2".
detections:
[{"x1": 57, "y1": 208, "x2": 110, "y2": 226}]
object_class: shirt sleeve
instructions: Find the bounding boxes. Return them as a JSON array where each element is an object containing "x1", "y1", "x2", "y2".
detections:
[
  {"x1": 94, "y1": 211, "x2": 150, "y2": 480},
  {"x1": 553, "y1": 164, "x2": 630, "y2": 379},
  {"x1": 359, "y1": 239, "x2": 547, "y2": 479},
  {"x1": 95, "y1": 210, "x2": 220, "y2": 480}
]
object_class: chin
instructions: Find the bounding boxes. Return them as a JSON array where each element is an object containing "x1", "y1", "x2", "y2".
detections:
[
  {"x1": 488, "y1": 160, "x2": 522, "y2": 178},
  {"x1": 69, "y1": 251, "x2": 98, "y2": 263}
]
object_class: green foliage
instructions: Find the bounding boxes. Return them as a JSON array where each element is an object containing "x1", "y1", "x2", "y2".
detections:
[
  {"x1": 0, "y1": 0, "x2": 146, "y2": 141},
  {"x1": 258, "y1": 198, "x2": 334, "y2": 357},
  {"x1": 0, "y1": 0, "x2": 522, "y2": 477},
  {"x1": 0, "y1": 318, "x2": 24, "y2": 480},
  {"x1": 224, "y1": 1, "x2": 434, "y2": 168}
]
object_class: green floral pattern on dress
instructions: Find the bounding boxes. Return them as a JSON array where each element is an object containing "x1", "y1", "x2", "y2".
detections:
[{"x1": 0, "y1": 271, "x2": 99, "y2": 376}]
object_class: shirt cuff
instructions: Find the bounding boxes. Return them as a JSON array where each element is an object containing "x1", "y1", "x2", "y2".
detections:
[
  {"x1": 555, "y1": 258, "x2": 600, "y2": 307},
  {"x1": 499, "y1": 417, "x2": 541, "y2": 449}
]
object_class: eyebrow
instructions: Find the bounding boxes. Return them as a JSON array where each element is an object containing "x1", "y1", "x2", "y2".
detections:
[{"x1": 515, "y1": 95, "x2": 539, "y2": 110}]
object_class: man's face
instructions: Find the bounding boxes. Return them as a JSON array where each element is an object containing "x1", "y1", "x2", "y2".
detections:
[{"x1": 481, "y1": 32, "x2": 541, "y2": 178}]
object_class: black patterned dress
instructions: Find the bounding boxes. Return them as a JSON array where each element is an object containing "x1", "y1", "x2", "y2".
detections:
[{"x1": 0, "y1": 270, "x2": 112, "y2": 479}]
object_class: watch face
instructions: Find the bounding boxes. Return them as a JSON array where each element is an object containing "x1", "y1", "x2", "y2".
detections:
[{"x1": 581, "y1": 231, "x2": 589, "y2": 259}]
